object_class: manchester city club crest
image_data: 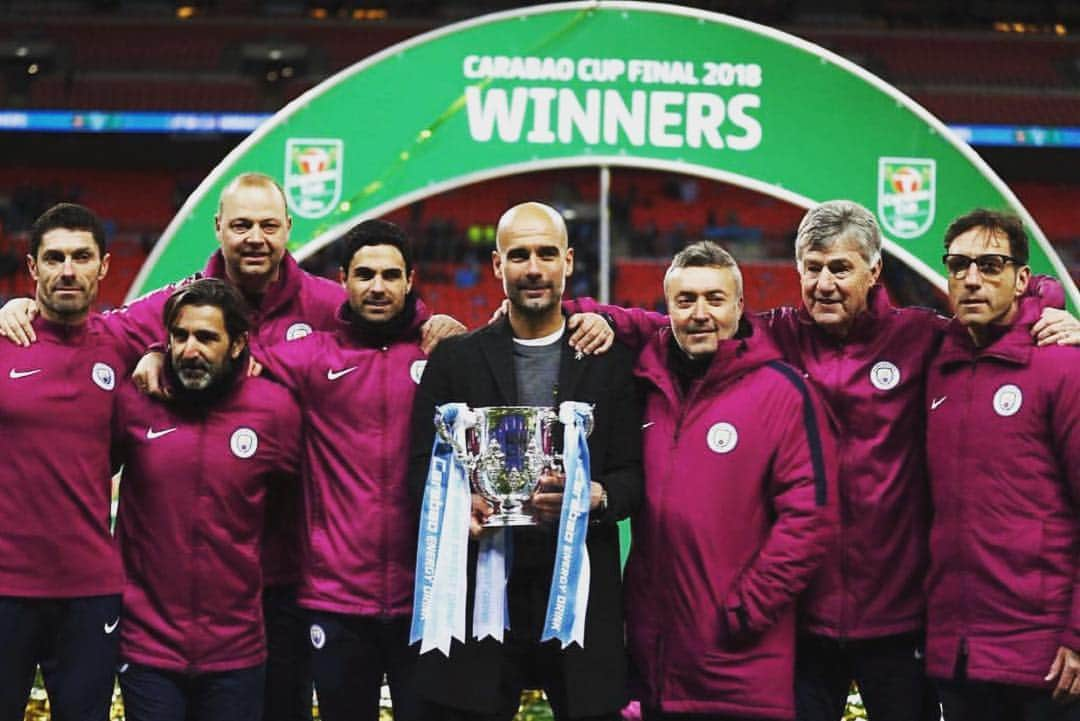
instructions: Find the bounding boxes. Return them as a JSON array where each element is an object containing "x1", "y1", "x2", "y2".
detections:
[
  {"x1": 285, "y1": 322, "x2": 313, "y2": 341},
  {"x1": 284, "y1": 138, "x2": 344, "y2": 219},
  {"x1": 310, "y1": 624, "x2": 326, "y2": 649},
  {"x1": 706, "y1": 422, "x2": 739, "y2": 454},
  {"x1": 870, "y1": 361, "x2": 901, "y2": 391},
  {"x1": 230, "y1": 427, "x2": 259, "y2": 459},
  {"x1": 993, "y1": 384, "x2": 1023, "y2": 417},
  {"x1": 92, "y1": 362, "x2": 116, "y2": 391},
  {"x1": 877, "y1": 157, "x2": 936, "y2": 239},
  {"x1": 410, "y1": 360, "x2": 427, "y2": 385}
]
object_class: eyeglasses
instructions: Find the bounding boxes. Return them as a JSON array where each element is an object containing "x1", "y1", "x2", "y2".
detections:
[{"x1": 941, "y1": 253, "x2": 1021, "y2": 279}]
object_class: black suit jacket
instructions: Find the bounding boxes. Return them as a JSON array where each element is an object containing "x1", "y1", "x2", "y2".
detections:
[{"x1": 408, "y1": 316, "x2": 644, "y2": 717}]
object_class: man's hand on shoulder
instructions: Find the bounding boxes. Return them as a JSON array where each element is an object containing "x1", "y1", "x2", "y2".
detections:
[
  {"x1": 487, "y1": 299, "x2": 511, "y2": 325},
  {"x1": 0, "y1": 297, "x2": 37, "y2": 347},
  {"x1": 1046, "y1": 645, "x2": 1080, "y2": 702},
  {"x1": 568, "y1": 313, "x2": 614, "y2": 356},
  {"x1": 132, "y1": 351, "x2": 171, "y2": 399},
  {"x1": 420, "y1": 314, "x2": 466, "y2": 355},
  {"x1": 1032, "y1": 308, "x2": 1080, "y2": 347}
]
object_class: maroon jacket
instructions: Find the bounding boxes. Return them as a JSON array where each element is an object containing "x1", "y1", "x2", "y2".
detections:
[
  {"x1": 113, "y1": 375, "x2": 301, "y2": 672},
  {"x1": 757, "y1": 288, "x2": 945, "y2": 639},
  {"x1": 573, "y1": 289, "x2": 943, "y2": 638},
  {"x1": 925, "y1": 297, "x2": 1080, "y2": 687},
  {"x1": 258, "y1": 301, "x2": 429, "y2": 618},
  {"x1": 0, "y1": 315, "x2": 127, "y2": 597},
  {"x1": 104, "y1": 250, "x2": 343, "y2": 585},
  {"x1": 626, "y1": 322, "x2": 837, "y2": 719}
]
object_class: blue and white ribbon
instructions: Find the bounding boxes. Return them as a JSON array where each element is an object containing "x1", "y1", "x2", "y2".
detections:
[
  {"x1": 541, "y1": 401, "x2": 593, "y2": 649},
  {"x1": 410, "y1": 403, "x2": 474, "y2": 655},
  {"x1": 472, "y1": 528, "x2": 511, "y2": 641}
]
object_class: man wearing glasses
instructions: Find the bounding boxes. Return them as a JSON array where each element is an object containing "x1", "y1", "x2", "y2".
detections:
[
  {"x1": 566, "y1": 200, "x2": 1078, "y2": 721},
  {"x1": 925, "y1": 209, "x2": 1080, "y2": 721}
]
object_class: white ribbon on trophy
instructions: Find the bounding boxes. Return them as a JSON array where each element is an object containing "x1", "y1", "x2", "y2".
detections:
[
  {"x1": 410, "y1": 403, "x2": 475, "y2": 655},
  {"x1": 541, "y1": 401, "x2": 594, "y2": 649},
  {"x1": 472, "y1": 528, "x2": 511, "y2": 641}
]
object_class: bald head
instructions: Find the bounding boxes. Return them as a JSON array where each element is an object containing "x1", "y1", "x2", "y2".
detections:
[
  {"x1": 496, "y1": 202, "x2": 568, "y2": 252},
  {"x1": 215, "y1": 172, "x2": 292, "y2": 292},
  {"x1": 217, "y1": 172, "x2": 288, "y2": 217},
  {"x1": 492, "y1": 201, "x2": 573, "y2": 336}
]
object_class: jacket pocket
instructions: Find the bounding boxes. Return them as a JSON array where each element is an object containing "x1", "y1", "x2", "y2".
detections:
[{"x1": 980, "y1": 521, "x2": 1044, "y2": 617}]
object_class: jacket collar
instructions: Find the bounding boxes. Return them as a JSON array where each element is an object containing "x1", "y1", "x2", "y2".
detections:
[
  {"x1": 32, "y1": 312, "x2": 91, "y2": 343},
  {"x1": 333, "y1": 293, "x2": 429, "y2": 346},
  {"x1": 937, "y1": 296, "x2": 1042, "y2": 368},
  {"x1": 203, "y1": 249, "x2": 303, "y2": 320},
  {"x1": 796, "y1": 283, "x2": 894, "y2": 345},
  {"x1": 635, "y1": 315, "x2": 782, "y2": 406}
]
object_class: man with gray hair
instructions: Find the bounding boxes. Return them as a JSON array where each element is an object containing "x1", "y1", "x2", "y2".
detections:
[
  {"x1": 625, "y1": 240, "x2": 837, "y2": 720},
  {"x1": 568, "y1": 199, "x2": 1078, "y2": 721},
  {"x1": 773, "y1": 200, "x2": 944, "y2": 721}
]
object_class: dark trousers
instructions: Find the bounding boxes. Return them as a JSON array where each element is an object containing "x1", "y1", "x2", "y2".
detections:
[
  {"x1": 119, "y1": 662, "x2": 265, "y2": 721},
  {"x1": 308, "y1": 612, "x2": 426, "y2": 721},
  {"x1": 795, "y1": 632, "x2": 940, "y2": 721},
  {"x1": 643, "y1": 710, "x2": 784, "y2": 721},
  {"x1": 424, "y1": 570, "x2": 619, "y2": 721},
  {"x1": 263, "y1": 585, "x2": 313, "y2": 721},
  {"x1": 937, "y1": 655, "x2": 1080, "y2": 721},
  {"x1": 0, "y1": 594, "x2": 121, "y2": 721}
]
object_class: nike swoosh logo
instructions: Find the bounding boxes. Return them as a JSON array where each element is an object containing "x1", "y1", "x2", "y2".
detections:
[
  {"x1": 931, "y1": 396, "x2": 947, "y2": 410},
  {"x1": 104, "y1": 618, "x2": 119, "y2": 634},
  {"x1": 9, "y1": 368, "x2": 41, "y2": 379},
  {"x1": 327, "y1": 366, "x2": 358, "y2": 381},
  {"x1": 146, "y1": 427, "x2": 178, "y2": 440},
  {"x1": 641, "y1": 422, "x2": 655, "y2": 430}
]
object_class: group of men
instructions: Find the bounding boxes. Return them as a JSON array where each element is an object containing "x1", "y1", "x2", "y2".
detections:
[{"x1": 0, "y1": 174, "x2": 1077, "y2": 721}]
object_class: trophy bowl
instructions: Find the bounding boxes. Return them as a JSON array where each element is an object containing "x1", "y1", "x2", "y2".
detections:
[
  {"x1": 469, "y1": 406, "x2": 560, "y2": 527},
  {"x1": 432, "y1": 405, "x2": 557, "y2": 527}
]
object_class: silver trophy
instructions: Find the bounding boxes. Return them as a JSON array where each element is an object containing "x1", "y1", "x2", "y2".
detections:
[{"x1": 436, "y1": 405, "x2": 561, "y2": 527}]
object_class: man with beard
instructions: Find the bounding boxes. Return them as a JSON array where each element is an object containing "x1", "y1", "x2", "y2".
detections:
[
  {"x1": 408, "y1": 202, "x2": 643, "y2": 721},
  {"x1": 0, "y1": 172, "x2": 462, "y2": 721},
  {"x1": 925, "y1": 210, "x2": 1080, "y2": 721},
  {"x1": 112, "y1": 278, "x2": 301, "y2": 721},
  {"x1": 256, "y1": 219, "x2": 454, "y2": 721},
  {"x1": 0, "y1": 203, "x2": 127, "y2": 721}
]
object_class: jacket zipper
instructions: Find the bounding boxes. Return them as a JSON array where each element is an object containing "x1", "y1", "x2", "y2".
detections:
[
  {"x1": 957, "y1": 361, "x2": 977, "y2": 664},
  {"x1": 833, "y1": 347, "x2": 850, "y2": 639},
  {"x1": 190, "y1": 419, "x2": 207, "y2": 668},
  {"x1": 380, "y1": 346, "x2": 390, "y2": 618}
]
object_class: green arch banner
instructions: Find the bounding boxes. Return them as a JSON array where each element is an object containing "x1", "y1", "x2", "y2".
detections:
[{"x1": 131, "y1": 1, "x2": 1079, "y2": 311}]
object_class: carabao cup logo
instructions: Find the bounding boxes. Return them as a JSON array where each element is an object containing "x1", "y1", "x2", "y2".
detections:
[
  {"x1": 877, "y1": 157, "x2": 936, "y2": 240},
  {"x1": 284, "y1": 138, "x2": 344, "y2": 219}
]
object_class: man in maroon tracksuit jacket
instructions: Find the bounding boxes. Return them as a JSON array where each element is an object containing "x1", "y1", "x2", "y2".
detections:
[
  {"x1": 113, "y1": 278, "x2": 301, "y2": 721},
  {"x1": 568, "y1": 200, "x2": 1078, "y2": 721},
  {"x1": 0, "y1": 203, "x2": 128, "y2": 721},
  {"x1": 626, "y1": 241, "x2": 838, "y2": 721},
  {"x1": 926, "y1": 209, "x2": 1080, "y2": 721},
  {"x1": 0, "y1": 173, "x2": 460, "y2": 721},
  {"x1": 0, "y1": 174, "x2": 341, "y2": 721},
  {"x1": 258, "y1": 219, "x2": 455, "y2": 721}
]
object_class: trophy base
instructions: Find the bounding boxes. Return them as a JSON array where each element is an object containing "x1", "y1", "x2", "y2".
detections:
[{"x1": 483, "y1": 511, "x2": 538, "y2": 527}]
